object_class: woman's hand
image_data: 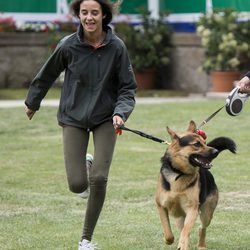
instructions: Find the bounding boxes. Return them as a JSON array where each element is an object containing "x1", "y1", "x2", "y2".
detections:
[
  {"x1": 113, "y1": 115, "x2": 124, "y2": 129},
  {"x1": 25, "y1": 106, "x2": 36, "y2": 120},
  {"x1": 238, "y1": 76, "x2": 250, "y2": 93}
]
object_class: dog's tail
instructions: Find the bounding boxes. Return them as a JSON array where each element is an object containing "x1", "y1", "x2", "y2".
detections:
[{"x1": 207, "y1": 137, "x2": 236, "y2": 154}]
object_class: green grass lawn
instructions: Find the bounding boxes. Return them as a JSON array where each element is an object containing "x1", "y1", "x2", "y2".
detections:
[
  {"x1": 0, "y1": 88, "x2": 61, "y2": 100},
  {"x1": 0, "y1": 100, "x2": 249, "y2": 250}
]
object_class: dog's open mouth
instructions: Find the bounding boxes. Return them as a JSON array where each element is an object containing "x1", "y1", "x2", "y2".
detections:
[{"x1": 189, "y1": 154, "x2": 213, "y2": 169}]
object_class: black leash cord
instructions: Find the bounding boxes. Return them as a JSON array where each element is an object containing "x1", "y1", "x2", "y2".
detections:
[
  {"x1": 198, "y1": 105, "x2": 225, "y2": 129},
  {"x1": 120, "y1": 125, "x2": 166, "y2": 144},
  {"x1": 120, "y1": 105, "x2": 225, "y2": 144}
]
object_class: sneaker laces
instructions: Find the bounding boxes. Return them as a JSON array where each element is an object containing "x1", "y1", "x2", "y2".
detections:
[{"x1": 86, "y1": 153, "x2": 93, "y2": 165}]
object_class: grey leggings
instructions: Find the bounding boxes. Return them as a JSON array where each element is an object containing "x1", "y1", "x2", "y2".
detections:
[{"x1": 62, "y1": 121, "x2": 117, "y2": 241}]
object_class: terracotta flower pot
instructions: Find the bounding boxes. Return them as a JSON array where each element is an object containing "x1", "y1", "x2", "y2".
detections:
[
  {"x1": 134, "y1": 69, "x2": 156, "y2": 90},
  {"x1": 210, "y1": 71, "x2": 240, "y2": 92}
]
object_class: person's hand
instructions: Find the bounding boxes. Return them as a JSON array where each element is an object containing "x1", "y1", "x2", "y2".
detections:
[
  {"x1": 25, "y1": 106, "x2": 36, "y2": 120},
  {"x1": 238, "y1": 76, "x2": 250, "y2": 94},
  {"x1": 113, "y1": 115, "x2": 124, "y2": 129}
]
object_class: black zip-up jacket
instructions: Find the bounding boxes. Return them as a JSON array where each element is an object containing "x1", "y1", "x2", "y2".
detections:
[{"x1": 25, "y1": 25, "x2": 137, "y2": 130}]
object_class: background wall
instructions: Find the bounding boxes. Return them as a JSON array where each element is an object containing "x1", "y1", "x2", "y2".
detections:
[
  {"x1": 0, "y1": 32, "x2": 210, "y2": 93},
  {"x1": 0, "y1": 0, "x2": 249, "y2": 92}
]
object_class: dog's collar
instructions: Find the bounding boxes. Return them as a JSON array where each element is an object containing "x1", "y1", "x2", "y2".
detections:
[
  {"x1": 175, "y1": 171, "x2": 184, "y2": 181},
  {"x1": 161, "y1": 156, "x2": 185, "y2": 181}
]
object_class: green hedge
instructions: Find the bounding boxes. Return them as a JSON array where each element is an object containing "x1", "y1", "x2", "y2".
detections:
[{"x1": 0, "y1": 0, "x2": 250, "y2": 14}]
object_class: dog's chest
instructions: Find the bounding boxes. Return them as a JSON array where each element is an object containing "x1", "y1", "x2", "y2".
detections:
[
  {"x1": 163, "y1": 192, "x2": 187, "y2": 216},
  {"x1": 161, "y1": 189, "x2": 199, "y2": 217},
  {"x1": 159, "y1": 172, "x2": 200, "y2": 217}
]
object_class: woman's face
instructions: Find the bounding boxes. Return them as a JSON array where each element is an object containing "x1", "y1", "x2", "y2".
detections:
[{"x1": 79, "y1": 0, "x2": 104, "y2": 35}]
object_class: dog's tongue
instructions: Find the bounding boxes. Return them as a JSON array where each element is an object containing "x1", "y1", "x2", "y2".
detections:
[{"x1": 196, "y1": 129, "x2": 207, "y2": 140}]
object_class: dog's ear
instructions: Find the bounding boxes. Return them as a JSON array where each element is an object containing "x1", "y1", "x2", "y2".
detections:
[
  {"x1": 167, "y1": 126, "x2": 179, "y2": 141},
  {"x1": 187, "y1": 120, "x2": 197, "y2": 133}
]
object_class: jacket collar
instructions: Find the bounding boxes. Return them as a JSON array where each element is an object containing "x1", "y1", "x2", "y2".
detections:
[{"x1": 76, "y1": 24, "x2": 113, "y2": 46}]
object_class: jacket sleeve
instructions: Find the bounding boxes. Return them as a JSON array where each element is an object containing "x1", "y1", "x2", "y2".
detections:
[
  {"x1": 113, "y1": 42, "x2": 137, "y2": 121},
  {"x1": 245, "y1": 71, "x2": 250, "y2": 78},
  {"x1": 25, "y1": 41, "x2": 67, "y2": 111}
]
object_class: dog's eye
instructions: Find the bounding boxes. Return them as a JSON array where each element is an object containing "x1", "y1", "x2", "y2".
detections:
[{"x1": 192, "y1": 142, "x2": 202, "y2": 147}]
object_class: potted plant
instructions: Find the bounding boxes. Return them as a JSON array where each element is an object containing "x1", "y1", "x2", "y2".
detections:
[
  {"x1": 197, "y1": 9, "x2": 250, "y2": 92},
  {"x1": 114, "y1": 9, "x2": 172, "y2": 89}
]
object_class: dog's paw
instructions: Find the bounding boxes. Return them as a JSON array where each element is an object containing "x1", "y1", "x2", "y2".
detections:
[
  {"x1": 197, "y1": 246, "x2": 206, "y2": 250},
  {"x1": 177, "y1": 247, "x2": 189, "y2": 250},
  {"x1": 177, "y1": 241, "x2": 189, "y2": 250},
  {"x1": 164, "y1": 235, "x2": 174, "y2": 245}
]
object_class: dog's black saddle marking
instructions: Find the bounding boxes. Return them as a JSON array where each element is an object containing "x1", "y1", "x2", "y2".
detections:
[{"x1": 199, "y1": 168, "x2": 217, "y2": 206}]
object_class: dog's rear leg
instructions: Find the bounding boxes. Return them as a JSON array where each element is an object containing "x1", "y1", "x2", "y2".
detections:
[
  {"x1": 156, "y1": 203, "x2": 174, "y2": 245},
  {"x1": 198, "y1": 192, "x2": 218, "y2": 249}
]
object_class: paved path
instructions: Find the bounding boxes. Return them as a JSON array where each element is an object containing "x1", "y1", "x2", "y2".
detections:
[{"x1": 0, "y1": 93, "x2": 228, "y2": 108}]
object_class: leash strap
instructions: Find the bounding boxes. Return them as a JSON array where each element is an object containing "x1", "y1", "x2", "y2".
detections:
[
  {"x1": 120, "y1": 125, "x2": 166, "y2": 144},
  {"x1": 120, "y1": 105, "x2": 225, "y2": 144},
  {"x1": 198, "y1": 105, "x2": 225, "y2": 129}
]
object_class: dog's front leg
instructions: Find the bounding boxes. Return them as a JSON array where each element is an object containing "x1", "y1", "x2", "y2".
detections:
[
  {"x1": 156, "y1": 203, "x2": 174, "y2": 245},
  {"x1": 177, "y1": 209, "x2": 199, "y2": 250}
]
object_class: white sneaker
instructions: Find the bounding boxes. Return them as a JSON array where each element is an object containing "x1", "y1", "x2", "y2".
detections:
[
  {"x1": 78, "y1": 154, "x2": 93, "y2": 199},
  {"x1": 78, "y1": 239, "x2": 99, "y2": 250}
]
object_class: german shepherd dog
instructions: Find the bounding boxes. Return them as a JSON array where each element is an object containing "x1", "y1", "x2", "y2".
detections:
[{"x1": 155, "y1": 120, "x2": 236, "y2": 250}]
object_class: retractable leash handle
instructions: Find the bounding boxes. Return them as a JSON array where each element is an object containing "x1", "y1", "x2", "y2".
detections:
[{"x1": 225, "y1": 86, "x2": 250, "y2": 116}]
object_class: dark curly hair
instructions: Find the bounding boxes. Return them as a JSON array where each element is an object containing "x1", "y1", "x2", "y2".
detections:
[{"x1": 70, "y1": 0, "x2": 114, "y2": 27}]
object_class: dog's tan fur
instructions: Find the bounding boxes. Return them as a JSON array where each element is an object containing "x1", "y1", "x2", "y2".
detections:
[{"x1": 155, "y1": 121, "x2": 235, "y2": 250}]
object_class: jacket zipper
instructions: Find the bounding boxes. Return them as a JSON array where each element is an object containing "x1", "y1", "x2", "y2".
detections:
[
  {"x1": 97, "y1": 53, "x2": 101, "y2": 80},
  {"x1": 85, "y1": 50, "x2": 102, "y2": 130}
]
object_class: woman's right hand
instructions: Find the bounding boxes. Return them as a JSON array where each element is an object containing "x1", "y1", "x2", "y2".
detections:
[
  {"x1": 238, "y1": 76, "x2": 250, "y2": 93},
  {"x1": 25, "y1": 106, "x2": 36, "y2": 120}
]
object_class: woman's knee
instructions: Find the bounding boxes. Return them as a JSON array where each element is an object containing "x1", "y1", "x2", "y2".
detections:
[
  {"x1": 68, "y1": 179, "x2": 88, "y2": 193},
  {"x1": 89, "y1": 174, "x2": 108, "y2": 186}
]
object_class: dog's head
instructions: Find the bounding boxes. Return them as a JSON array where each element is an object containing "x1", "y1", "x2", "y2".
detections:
[{"x1": 165, "y1": 120, "x2": 236, "y2": 174}]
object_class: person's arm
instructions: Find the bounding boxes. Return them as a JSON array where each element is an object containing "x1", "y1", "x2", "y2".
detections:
[
  {"x1": 238, "y1": 71, "x2": 250, "y2": 93},
  {"x1": 25, "y1": 41, "x2": 67, "y2": 118},
  {"x1": 112, "y1": 42, "x2": 137, "y2": 124}
]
